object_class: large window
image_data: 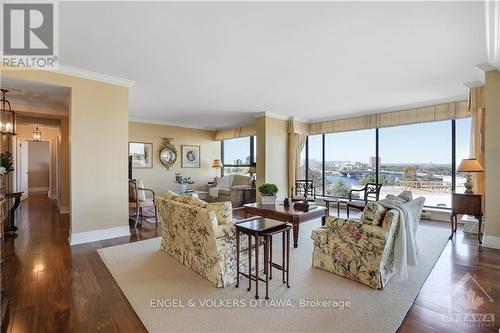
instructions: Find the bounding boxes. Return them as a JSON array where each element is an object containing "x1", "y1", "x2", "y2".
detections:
[
  {"x1": 301, "y1": 118, "x2": 472, "y2": 208},
  {"x1": 324, "y1": 129, "x2": 375, "y2": 198},
  {"x1": 379, "y1": 121, "x2": 452, "y2": 208},
  {"x1": 221, "y1": 136, "x2": 255, "y2": 175}
]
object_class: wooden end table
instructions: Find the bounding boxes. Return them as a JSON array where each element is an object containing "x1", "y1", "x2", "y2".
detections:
[
  {"x1": 450, "y1": 191, "x2": 483, "y2": 243},
  {"x1": 243, "y1": 202, "x2": 326, "y2": 248},
  {"x1": 235, "y1": 218, "x2": 291, "y2": 300}
]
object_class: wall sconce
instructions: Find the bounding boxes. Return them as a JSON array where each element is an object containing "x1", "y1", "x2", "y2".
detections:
[{"x1": 0, "y1": 89, "x2": 16, "y2": 136}]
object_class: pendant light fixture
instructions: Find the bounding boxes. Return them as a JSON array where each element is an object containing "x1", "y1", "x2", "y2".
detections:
[
  {"x1": 0, "y1": 89, "x2": 16, "y2": 136},
  {"x1": 33, "y1": 126, "x2": 42, "y2": 142}
]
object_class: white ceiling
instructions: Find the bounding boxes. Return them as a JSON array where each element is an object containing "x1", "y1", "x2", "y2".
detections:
[
  {"x1": 0, "y1": 77, "x2": 70, "y2": 111},
  {"x1": 57, "y1": 2, "x2": 486, "y2": 129}
]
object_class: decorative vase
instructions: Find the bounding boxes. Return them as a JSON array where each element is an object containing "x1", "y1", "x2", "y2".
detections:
[
  {"x1": 260, "y1": 195, "x2": 276, "y2": 205},
  {"x1": 178, "y1": 184, "x2": 187, "y2": 194}
]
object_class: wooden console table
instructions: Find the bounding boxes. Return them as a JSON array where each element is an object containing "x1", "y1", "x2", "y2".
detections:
[
  {"x1": 4, "y1": 192, "x2": 23, "y2": 233},
  {"x1": 450, "y1": 191, "x2": 483, "y2": 244}
]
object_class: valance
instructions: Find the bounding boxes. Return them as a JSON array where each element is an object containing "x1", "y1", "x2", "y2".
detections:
[
  {"x1": 214, "y1": 124, "x2": 256, "y2": 141},
  {"x1": 308, "y1": 100, "x2": 470, "y2": 135}
]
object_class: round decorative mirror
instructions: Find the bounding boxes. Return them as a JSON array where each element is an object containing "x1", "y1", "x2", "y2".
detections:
[{"x1": 159, "y1": 138, "x2": 177, "y2": 169}]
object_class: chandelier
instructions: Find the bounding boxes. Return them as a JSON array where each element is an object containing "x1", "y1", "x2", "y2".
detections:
[
  {"x1": 33, "y1": 126, "x2": 42, "y2": 142},
  {"x1": 0, "y1": 89, "x2": 16, "y2": 136}
]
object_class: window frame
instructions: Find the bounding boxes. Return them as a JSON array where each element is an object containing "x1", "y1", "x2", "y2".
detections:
[
  {"x1": 302, "y1": 119, "x2": 466, "y2": 210},
  {"x1": 221, "y1": 136, "x2": 256, "y2": 176}
]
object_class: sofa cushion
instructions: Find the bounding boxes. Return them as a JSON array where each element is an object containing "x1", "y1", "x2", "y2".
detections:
[
  {"x1": 397, "y1": 191, "x2": 413, "y2": 202},
  {"x1": 361, "y1": 202, "x2": 387, "y2": 226},
  {"x1": 206, "y1": 202, "x2": 233, "y2": 225},
  {"x1": 218, "y1": 188, "x2": 231, "y2": 195},
  {"x1": 232, "y1": 174, "x2": 252, "y2": 186}
]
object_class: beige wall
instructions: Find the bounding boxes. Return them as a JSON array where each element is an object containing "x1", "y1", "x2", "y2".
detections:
[
  {"x1": 484, "y1": 70, "x2": 500, "y2": 247},
  {"x1": 255, "y1": 116, "x2": 289, "y2": 198},
  {"x1": 129, "y1": 121, "x2": 220, "y2": 194},
  {"x1": 15, "y1": 125, "x2": 59, "y2": 198},
  {"x1": 2, "y1": 70, "x2": 129, "y2": 235},
  {"x1": 28, "y1": 141, "x2": 50, "y2": 191}
]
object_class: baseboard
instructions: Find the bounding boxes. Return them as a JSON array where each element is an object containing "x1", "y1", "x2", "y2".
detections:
[
  {"x1": 28, "y1": 187, "x2": 49, "y2": 193},
  {"x1": 483, "y1": 235, "x2": 500, "y2": 250},
  {"x1": 70, "y1": 225, "x2": 131, "y2": 246}
]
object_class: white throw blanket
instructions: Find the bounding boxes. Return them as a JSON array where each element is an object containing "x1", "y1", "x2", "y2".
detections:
[
  {"x1": 208, "y1": 175, "x2": 235, "y2": 199},
  {"x1": 209, "y1": 187, "x2": 220, "y2": 199},
  {"x1": 378, "y1": 199, "x2": 419, "y2": 281}
]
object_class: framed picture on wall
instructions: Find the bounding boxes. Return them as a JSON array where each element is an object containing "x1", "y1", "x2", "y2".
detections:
[
  {"x1": 181, "y1": 145, "x2": 200, "y2": 168},
  {"x1": 129, "y1": 142, "x2": 153, "y2": 168}
]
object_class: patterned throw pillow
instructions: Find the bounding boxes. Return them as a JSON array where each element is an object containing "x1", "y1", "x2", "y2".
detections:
[
  {"x1": 361, "y1": 202, "x2": 388, "y2": 226},
  {"x1": 397, "y1": 191, "x2": 413, "y2": 202},
  {"x1": 206, "y1": 202, "x2": 233, "y2": 225}
]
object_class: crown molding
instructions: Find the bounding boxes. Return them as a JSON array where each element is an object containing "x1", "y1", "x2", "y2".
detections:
[
  {"x1": 463, "y1": 80, "x2": 484, "y2": 88},
  {"x1": 254, "y1": 111, "x2": 289, "y2": 121},
  {"x1": 476, "y1": 63, "x2": 498, "y2": 72},
  {"x1": 55, "y1": 65, "x2": 135, "y2": 88},
  {"x1": 129, "y1": 116, "x2": 216, "y2": 131}
]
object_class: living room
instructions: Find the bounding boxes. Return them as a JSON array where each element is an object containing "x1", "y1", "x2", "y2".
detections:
[{"x1": 1, "y1": 1, "x2": 499, "y2": 332}]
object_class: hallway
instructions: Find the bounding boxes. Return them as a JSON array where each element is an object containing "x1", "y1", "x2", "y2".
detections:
[
  {"x1": 4, "y1": 194, "x2": 154, "y2": 332},
  {"x1": 3, "y1": 195, "x2": 499, "y2": 332}
]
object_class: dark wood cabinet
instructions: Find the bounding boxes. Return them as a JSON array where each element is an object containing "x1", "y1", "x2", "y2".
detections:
[{"x1": 450, "y1": 192, "x2": 483, "y2": 243}]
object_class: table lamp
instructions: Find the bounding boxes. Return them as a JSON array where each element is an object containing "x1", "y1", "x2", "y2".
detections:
[
  {"x1": 248, "y1": 165, "x2": 257, "y2": 187},
  {"x1": 212, "y1": 159, "x2": 223, "y2": 177},
  {"x1": 457, "y1": 158, "x2": 484, "y2": 193}
]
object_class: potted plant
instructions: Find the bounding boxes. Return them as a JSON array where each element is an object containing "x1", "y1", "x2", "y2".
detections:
[
  {"x1": 0, "y1": 152, "x2": 14, "y2": 176},
  {"x1": 175, "y1": 172, "x2": 194, "y2": 193},
  {"x1": 258, "y1": 183, "x2": 278, "y2": 205}
]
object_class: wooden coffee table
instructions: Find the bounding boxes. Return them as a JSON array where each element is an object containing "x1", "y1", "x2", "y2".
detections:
[{"x1": 243, "y1": 203, "x2": 327, "y2": 248}]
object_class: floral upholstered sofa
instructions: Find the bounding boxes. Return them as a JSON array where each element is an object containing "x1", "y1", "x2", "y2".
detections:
[
  {"x1": 311, "y1": 194, "x2": 425, "y2": 289},
  {"x1": 156, "y1": 191, "x2": 262, "y2": 288}
]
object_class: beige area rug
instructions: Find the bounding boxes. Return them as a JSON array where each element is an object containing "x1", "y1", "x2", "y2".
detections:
[{"x1": 98, "y1": 221, "x2": 449, "y2": 333}]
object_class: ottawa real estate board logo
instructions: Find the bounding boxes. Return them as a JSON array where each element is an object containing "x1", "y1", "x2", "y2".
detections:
[
  {"x1": 2, "y1": 2, "x2": 58, "y2": 69},
  {"x1": 442, "y1": 272, "x2": 495, "y2": 328}
]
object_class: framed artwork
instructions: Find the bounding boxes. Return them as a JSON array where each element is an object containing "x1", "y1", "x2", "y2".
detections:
[
  {"x1": 129, "y1": 142, "x2": 153, "y2": 168},
  {"x1": 181, "y1": 145, "x2": 200, "y2": 168}
]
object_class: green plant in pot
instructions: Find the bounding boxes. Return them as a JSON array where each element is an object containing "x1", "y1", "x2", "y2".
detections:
[{"x1": 258, "y1": 183, "x2": 278, "y2": 205}]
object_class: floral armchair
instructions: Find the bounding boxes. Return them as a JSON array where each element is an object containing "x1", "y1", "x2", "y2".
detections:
[
  {"x1": 311, "y1": 203, "x2": 400, "y2": 289},
  {"x1": 157, "y1": 192, "x2": 262, "y2": 288}
]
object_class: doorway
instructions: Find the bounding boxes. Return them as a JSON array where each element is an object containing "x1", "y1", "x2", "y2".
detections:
[{"x1": 16, "y1": 138, "x2": 51, "y2": 201}]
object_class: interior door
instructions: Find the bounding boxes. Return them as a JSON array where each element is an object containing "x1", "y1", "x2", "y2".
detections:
[{"x1": 17, "y1": 140, "x2": 29, "y2": 201}]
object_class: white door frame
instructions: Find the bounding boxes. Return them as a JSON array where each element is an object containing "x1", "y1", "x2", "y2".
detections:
[{"x1": 14, "y1": 137, "x2": 53, "y2": 199}]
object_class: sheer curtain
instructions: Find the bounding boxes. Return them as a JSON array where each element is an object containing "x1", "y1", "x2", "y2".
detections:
[
  {"x1": 469, "y1": 87, "x2": 485, "y2": 194},
  {"x1": 287, "y1": 120, "x2": 308, "y2": 196}
]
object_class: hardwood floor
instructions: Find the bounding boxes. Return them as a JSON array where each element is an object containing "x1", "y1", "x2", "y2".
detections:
[{"x1": 3, "y1": 195, "x2": 500, "y2": 332}]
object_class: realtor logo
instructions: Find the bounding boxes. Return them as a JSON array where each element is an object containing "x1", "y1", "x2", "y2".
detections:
[
  {"x1": 2, "y1": 2, "x2": 58, "y2": 69},
  {"x1": 442, "y1": 272, "x2": 495, "y2": 328},
  {"x1": 4, "y1": 3, "x2": 53, "y2": 55}
]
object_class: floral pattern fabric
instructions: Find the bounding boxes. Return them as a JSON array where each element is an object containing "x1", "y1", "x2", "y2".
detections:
[
  {"x1": 311, "y1": 211, "x2": 400, "y2": 290},
  {"x1": 157, "y1": 196, "x2": 261, "y2": 288}
]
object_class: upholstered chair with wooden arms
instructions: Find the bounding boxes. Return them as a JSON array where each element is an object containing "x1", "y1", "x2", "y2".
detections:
[
  {"x1": 346, "y1": 182, "x2": 382, "y2": 218},
  {"x1": 128, "y1": 179, "x2": 158, "y2": 228},
  {"x1": 291, "y1": 180, "x2": 316, "y2": 202}
]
